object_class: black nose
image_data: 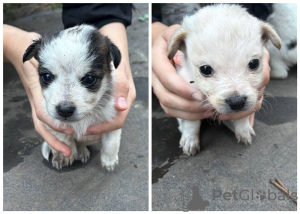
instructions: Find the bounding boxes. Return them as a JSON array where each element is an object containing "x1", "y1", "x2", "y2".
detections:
[
  {"x1": 225, "y1": 96, "x2": 247, "y2": 111},
  {"x1": 56, "y1": 103, "x2": 76, "y2": 118}
]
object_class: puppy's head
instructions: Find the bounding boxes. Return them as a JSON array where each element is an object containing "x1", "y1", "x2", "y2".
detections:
[
  {"x1": 23, "y1": 24, "x2": 121, "y2": 122},
  {"x1": 168, "y1": 4, "x2": 281, "y2": 114}
]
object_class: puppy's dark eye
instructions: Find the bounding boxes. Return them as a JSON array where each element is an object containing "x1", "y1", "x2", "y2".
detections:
[
  {"x1": 41, "y1": 73, "x2": 54, "y2": 84},
  {"x1": 81, "y1": 75, "x2": 96, "y2": 86},
  {"x1": 248, "y1": 59, "x2": 259, "y2": 70},
  {"x1": 199, "y1": 65, "x2": 213, "y2": 77}
]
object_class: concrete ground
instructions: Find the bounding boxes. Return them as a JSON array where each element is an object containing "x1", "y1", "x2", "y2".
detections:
[
  {"x1": 152, "y1": 67, "x2": 297, "y2": 211},
  {"x1": 3, "y1": 4, "x2": 148, "y2": 211}
]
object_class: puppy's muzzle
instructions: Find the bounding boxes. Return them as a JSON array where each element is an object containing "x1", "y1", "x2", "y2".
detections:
[
  {"x1": 225, "y1": 95, "x2": 247, "y2": 111},
  {"x1": 56, "y1": 102, "x2": 76, "y2": 118}
]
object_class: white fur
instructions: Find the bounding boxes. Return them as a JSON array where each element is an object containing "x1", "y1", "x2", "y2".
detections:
[
  {"x1": 266, "y1": 3, "x2": 297, "y2": 79},
  {"x1": 38, "y1": 25, "x2": 121, "y2": 171},
  {"x1": 169, "y1": 4, "x2": 281, "y2": 155}
]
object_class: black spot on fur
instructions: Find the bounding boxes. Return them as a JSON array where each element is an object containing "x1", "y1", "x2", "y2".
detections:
[
  {"x1": 84, "y1": 28, "x2": 121, "y2": 93},
  {"x1": 287, "y1": 40, "x2": 297, "y2": 50}
]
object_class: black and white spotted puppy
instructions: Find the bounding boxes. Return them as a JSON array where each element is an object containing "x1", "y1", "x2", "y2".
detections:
[{"x1": 23, "y1": 24, "x2": 122, "y2": 171}]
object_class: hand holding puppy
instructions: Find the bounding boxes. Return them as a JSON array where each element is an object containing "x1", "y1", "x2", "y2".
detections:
[
  {"x1": 152, "y1": 23, "x2": 215, "y2": 121},
  {"x1": 84, "y1": 22, "x2": 136, "y2": 139}
]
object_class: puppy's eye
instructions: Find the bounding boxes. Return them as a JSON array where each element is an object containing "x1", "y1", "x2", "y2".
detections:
[
  {"x1": 41, "y1": 73, "x2": 54, "y2": 84},
  {"x1": 81, "y1": 75, "x2": 96, "y2": 86},
  {"x1": 248, "y1": 59, "x2": 259, "y2": 70},
  {"x1": 199, "y1": 65, "x2": 213, "y2": 77}
]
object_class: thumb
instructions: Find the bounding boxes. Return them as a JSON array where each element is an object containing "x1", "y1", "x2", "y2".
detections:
[{"x1": 113, "y1": 65, "x2": 129, "y2": 111}]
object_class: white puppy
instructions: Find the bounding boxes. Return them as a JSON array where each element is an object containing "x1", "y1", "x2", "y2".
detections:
[
  {"x1": 167, "y1": 4, "x2": 281, "y2": 155},
  {"x1": 266, "y1": 3, "x2": 297, "y2": 79},
  {"x1": 23, "y1": 24, "x2": 122, "y2": 171}
]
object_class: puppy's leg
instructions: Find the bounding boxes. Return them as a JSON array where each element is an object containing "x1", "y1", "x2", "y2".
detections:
[
  {"x1": 77, "y1": 143, "x2": 90, "y2": 163},
  {"x1": 223, "y1": 116, "x2": 256, "y2": 145},
  {"x1": 41, "y1": 136, "x2": 78, "y2": 170},
  {"x1": 178, "y1": 119, "x2": 201, "y2": 155},
  {"x1": 101, "y1": 129, "x2": 121, "y2": 171}
]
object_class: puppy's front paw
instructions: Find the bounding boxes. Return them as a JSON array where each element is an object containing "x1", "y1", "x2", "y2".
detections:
[
  {"x1": 77, "y1": 146, "x2": 90, "y2": 163},
  {"x1": 52, "y1": 152, "x2": 76, "y2": 170},
  {"x1": 235, "y1": 124, "x2": 256, "y2": 145},
  {"x1": 179, "y1": 135, "x2": 200, "y2": 156},
  {"x1": 101, "y1": 153, "x2": 119, "y2": 172}
]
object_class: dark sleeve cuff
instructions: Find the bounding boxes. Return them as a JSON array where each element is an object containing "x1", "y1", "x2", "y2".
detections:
[{"x1": 62, "y1": 3, "x2": 132, "y2": 29}]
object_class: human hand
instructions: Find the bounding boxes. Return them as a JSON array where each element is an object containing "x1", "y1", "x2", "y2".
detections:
[
  {"x1": 4, "y1": 25, "x2": 73, "y2": 157},
  {"x1": 152, "y1": 23, "x2": 215, "y2": 121},
  {"x1": 84, "y1": 61, "x2": 136, "y2": 138},
  {"x1": 84, "y1": 22, "x2": 136, "y2": 139}
]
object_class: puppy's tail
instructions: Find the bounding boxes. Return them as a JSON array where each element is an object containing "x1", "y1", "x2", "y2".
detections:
[{"x1": 41, "y1": 141, "x2": 51, "y2": 161}]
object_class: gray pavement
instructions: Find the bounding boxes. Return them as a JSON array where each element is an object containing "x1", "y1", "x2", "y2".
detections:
[
  {"x1": 152, "y1": 67, "x2": 297, "y2": 211},
  {"x1": 3, "y1": 4, "x2": 148, "y2": 211}
]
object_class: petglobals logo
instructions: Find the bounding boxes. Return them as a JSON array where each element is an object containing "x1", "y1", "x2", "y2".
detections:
[{"x1": 212, "y1": 189, "x2": 297, "y2": 201}]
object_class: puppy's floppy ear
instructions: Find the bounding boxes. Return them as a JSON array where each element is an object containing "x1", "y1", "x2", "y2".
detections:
[
  {"x1": 22, "y1": 38, "x2": 42, "y2": 63},
  {"x1": 167, "y1": 28, "x2": 187, "y2": 60},
  {"x1": 109, "y1": 42, "x2": 122, "y2": 68},
  {"x1": 261, "y1": 22, "x2": 281, "y2": 50}
]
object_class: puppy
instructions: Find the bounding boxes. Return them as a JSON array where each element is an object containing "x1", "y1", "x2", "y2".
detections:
[
  {"x1": 23, "y1": 24, "x2": 122, "y2": 171},
  {"x1": 266, "y1": 3, "x2": 297, "y2": 79},
  {"x1": 167, "y1": 4, "x2": 281, "y2": 155}
]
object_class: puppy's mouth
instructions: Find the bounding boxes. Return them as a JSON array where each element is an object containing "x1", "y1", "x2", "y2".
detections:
[{"x1": 54, "y1": 114, "x2": 82, "y2": 122}]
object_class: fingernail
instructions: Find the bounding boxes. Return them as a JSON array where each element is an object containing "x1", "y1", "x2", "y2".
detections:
[
  {"x1": 192, "y1": 92, "x2": 204, "y2": 101},
  {"x1": 117, "y1": 97, "x2": 127, "y2": 109},
  {"x1": 202, "y1": 103, "x2": 213, "y2": 111}
]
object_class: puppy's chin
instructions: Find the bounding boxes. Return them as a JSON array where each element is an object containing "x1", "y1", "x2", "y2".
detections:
[{"x1": 50, "y1": 112, "x2": 86, "y2": 123}]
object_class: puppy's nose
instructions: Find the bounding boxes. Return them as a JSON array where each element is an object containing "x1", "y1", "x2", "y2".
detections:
[
  {"x1": 225, "y1": 96, "x2": 247, "y2": 111},
  {"x1": 56, "y1": 103, "x2": 76, "y2": 118}
]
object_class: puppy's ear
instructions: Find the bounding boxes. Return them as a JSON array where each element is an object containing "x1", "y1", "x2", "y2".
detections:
[
  {"x1": 167, "y1": 28, "x2": 187, "y2": 60},
  {"x1": 261, "y1": 23, "x2": 281, "y2": 50},
  {"x1": 109, "y1": 42, "x2": 121, "y2": 68},
  {"x1": 22, "y1": 38, "x2": 42, "y2": 63}
]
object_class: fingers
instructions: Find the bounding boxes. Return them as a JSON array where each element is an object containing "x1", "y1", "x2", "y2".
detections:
[
  {"x1": 35, "y1": 106, "x2": 74, "y2": 135},
  {"x1": 113, "y1": 65, "x2": 134, "y2": 111},
  {"x1": 85, "y1": 110, "x2": 128, "y2": 135},
  {"x1": 249, "y1": 113, "x2": 255, "y2": 127},
  {"x1": 32, "y1": 108, "x2": 71, "y2": 157},
  {"x1": 152, "y1": 72, "x2": 212, "y2": 113},
  {"x1": 260, "y1": 48, "x2": 271, "y2": 88},
  {"x1": 160, "y1": 102, "x2": 215, "y2": 120},
  {"x1": 152, "y1": 26, "x2": 204, "y2": 101}
]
